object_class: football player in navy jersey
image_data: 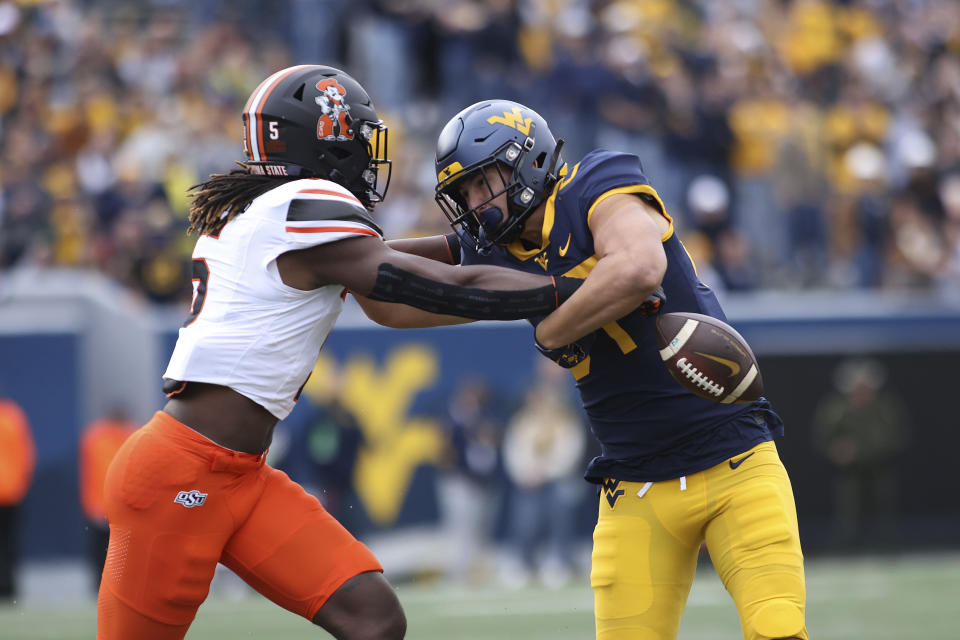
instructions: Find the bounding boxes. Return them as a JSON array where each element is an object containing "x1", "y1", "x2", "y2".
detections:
[{"x1": 356, "y1": 100, "x2": 808, "y2": 640}]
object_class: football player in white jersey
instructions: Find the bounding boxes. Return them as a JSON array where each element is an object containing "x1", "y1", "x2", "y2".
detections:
[{"x1": 97, "y1": 66, "x2": 583, "y2": 640}]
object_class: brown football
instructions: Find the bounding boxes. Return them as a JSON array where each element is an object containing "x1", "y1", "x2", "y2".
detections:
[{"x1": 654, "y1": 312, "x2": 763, "y2": 403}]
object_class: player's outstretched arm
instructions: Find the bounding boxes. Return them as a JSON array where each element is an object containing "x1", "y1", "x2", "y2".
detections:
[
  {"x1": 351, "y1": 292, "x2": 475, "y2": 328},
  {"x1": 351, "y1": 233, "x2": 465, "y2": 327},
  {"x1": 535, "y1": 193, "x2": 668, "y2": 348},
  {"x1": 386, "y1": 233, "x2": 462, "y2": 265},
  {"x1": 277, "y1": 235, "x2": 578, "y2": 325}
]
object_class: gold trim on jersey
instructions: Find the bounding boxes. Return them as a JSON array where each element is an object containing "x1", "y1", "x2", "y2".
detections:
[
  {"x1": 563, "y1": 255, "x2": 598, "y2": 279},
  {"x1": 589, "y1": 183, "x2": 701, "y2": 277},
  {"x1": 555, "y1": 161, "x2": 580, "y2": 191},
  {"x1": 586, "y1": 184, "x2": 674, "y2": 242},
  {"x1": 680, "y1": 239, "x2": 699, "y2": 276},
  {"x1": 505, "y1": 162, "x2": 575, "y2": 261}
]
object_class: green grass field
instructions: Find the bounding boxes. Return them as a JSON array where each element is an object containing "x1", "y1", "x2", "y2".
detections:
[{"x1": 2, "y1": 553, "x2": 958, "y2": 639}]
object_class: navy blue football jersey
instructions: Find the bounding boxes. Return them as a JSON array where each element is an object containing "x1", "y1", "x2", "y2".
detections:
[{"x1": 461, "y1": 150, "x2": 784, "y2": 482}]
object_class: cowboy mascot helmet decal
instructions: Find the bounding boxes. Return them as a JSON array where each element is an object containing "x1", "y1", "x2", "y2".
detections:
[{"x1": 315, "y1": 77, "x2": 352, "y2": 141}]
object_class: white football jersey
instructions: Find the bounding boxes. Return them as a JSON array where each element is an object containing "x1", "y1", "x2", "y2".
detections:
[{"x1": 164, "y1": 178, "x2": 381, "y2": 419}]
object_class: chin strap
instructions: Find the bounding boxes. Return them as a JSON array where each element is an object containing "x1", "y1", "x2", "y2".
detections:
[{"x1": 545, "y1": 139, "x2": 565, "y2": 183}]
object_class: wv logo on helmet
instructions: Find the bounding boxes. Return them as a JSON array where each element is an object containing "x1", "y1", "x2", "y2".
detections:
[
  {"x1": 174, "y1": 490, "x2": 208, "y2": 508},
  {"x1": 487, "y1": 107, "x2": 532, "y2": 135}
]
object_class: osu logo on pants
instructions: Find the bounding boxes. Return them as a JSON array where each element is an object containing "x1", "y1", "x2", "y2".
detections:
[{"x1": 174, "y1": 489, "x2": 208, "y2": 508}]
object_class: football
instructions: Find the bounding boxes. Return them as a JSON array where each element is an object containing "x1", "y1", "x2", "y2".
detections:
[{"x1": 654, "y1": 312, "x2": 763, "y2": 404}]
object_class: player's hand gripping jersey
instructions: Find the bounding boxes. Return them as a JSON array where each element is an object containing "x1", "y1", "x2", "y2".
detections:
[
  {"x1": 164, "y1": 178, "x2": 379, "y2": 419},
  {"x1": 461, "y1": 150, "x2": 785, "y2": 482}
]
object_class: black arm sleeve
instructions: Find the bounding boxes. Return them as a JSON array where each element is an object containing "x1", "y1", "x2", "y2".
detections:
[
  {"x1": 367, "y1": 263, "x2": 582, "y2": 320},
  {"x1": 443, "y1": 232, "x2": 462, "y2": 265}
]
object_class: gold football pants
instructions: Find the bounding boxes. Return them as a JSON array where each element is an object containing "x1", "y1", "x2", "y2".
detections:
[{"x1": 591, "y1": 441, "x2": 808, "y2": 640}]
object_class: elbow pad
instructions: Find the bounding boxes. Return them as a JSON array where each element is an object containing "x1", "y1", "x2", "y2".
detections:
[{"x1": 367, "y1": 263, "x2": 582, "y2": 320}]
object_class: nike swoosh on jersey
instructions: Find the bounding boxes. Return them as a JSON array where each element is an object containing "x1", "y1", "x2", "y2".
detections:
[
  {"x1": 694, "y1": 351, "x2": 741, "y2": 377},
  {"x1": 729, "y1": 452, "x2": 755, "y2": 469},
  {"x1": 558, "y1": 233, "x2": 572, "y2": 257}
]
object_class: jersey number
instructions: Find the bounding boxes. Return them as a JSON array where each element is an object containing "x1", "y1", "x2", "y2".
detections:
[
  {"x1": 571, "y1": 320, "x2": 639, "y2": 380},
  {"x1": 184, "y1": 258, "x2": 209, "y2": 327}
]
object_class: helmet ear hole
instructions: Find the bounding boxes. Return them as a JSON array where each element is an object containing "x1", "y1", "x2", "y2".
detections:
[
  {"x1": 327, "y1": 147, "x2": 352, "y2": 160},
  {"x1": 292, "y1": 83, "x2": 305, "y2": 101},
  {"x1": 533, "y1": 151, "x2": 547, "y2": 169}
]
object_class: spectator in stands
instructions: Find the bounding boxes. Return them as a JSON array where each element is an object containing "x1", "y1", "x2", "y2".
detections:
[
  {"x1": 936, "y1": 172, "x2": 960, "y2": 302},
  {"x1": 0, "y1": 393, "x2": 35, "y2": 601},
  {"x1": 774, "y1": 102, "x2": 830, "y2": 288},
  {"x1": 500, "y1": 359, "x2": 585, "y2": 588},
  {"x1": 436, "y1": 377, "x2": 505, "y2": 585},
  {"x1": 79, "y1": 407, "x2": 137, "y2": 591},
  {"x1": 714, "y1": 229, "x2": 761, "y2": 292},
  {"x1": 1, "y1": 0, "x2": 959, "y2": 299},
  {"x1": 686, "y1": 174, "x2": 732, "y2": 245},
  {"x1": 301, "y1": 371, "x2": 367, "y2": 536}
]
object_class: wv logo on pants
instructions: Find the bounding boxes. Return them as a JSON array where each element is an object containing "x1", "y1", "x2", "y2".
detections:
[
  {"x1": 601, "y1": 478, "x2": 624, "y2": 508},
  {"x1": 174, "y1": 490, "x2": 208, "y2": 508}
]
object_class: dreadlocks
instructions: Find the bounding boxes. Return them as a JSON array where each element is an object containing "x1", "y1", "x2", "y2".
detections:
[{"x1": 187, "y1": 164, "x2": 293, "y2": 235}]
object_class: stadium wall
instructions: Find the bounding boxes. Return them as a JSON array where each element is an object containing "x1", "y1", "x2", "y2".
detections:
[{"x1": 1, "y1": 270, "x2": 958, "y2": 560}]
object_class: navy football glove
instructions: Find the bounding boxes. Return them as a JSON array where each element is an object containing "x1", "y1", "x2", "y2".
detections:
[
  {"x1": 639, "y1": 285, "x2": 666, "y2": 317},
  {"x1": 535, "y1": 331, "x2": 596, "y2": 368}
]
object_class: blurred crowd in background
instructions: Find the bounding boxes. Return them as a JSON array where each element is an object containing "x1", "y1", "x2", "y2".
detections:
[{"x1": 1, "y1": 0, "x2": 960, "y2": 304}]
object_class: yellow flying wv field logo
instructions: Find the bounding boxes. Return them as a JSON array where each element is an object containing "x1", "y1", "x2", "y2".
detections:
[{"x1": 487, "y1": 107, "x2": 532, "y2": 135}]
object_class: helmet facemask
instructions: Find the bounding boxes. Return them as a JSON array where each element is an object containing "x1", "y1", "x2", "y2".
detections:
[
  {"x1": 363, "y1": 120, "x2": 391, "y2": 204},
  {"x1": 316, "y1": 118, "x2": 392, "y2": 208},
  {"x1": 436, "y1": 139, "x2": 546, "y2": 253}
]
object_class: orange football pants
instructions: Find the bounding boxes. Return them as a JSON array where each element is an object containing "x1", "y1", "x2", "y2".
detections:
[{"x1": 97, "y1": 411, "x2": 381, "y2": 640}]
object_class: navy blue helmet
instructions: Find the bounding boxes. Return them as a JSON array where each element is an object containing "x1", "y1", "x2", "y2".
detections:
[{"x1": 435, "y1": 100, "x2": 564, "y2": 252}]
